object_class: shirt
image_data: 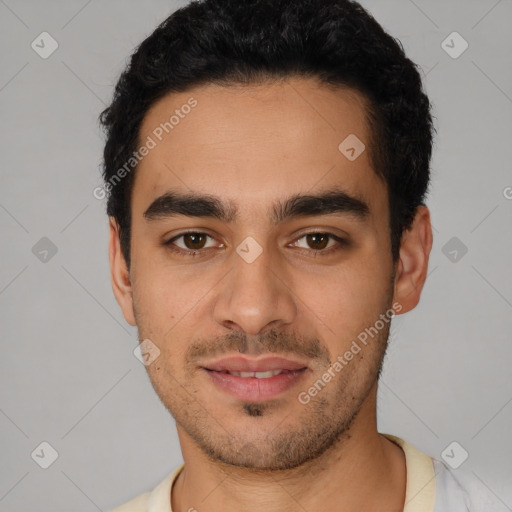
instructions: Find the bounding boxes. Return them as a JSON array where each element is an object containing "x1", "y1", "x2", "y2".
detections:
[{"x1": 109, "y1": 433, "x2": 510, "y2": 512}]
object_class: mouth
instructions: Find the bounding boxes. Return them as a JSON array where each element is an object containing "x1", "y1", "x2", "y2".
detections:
[
  {"x1": 213, "y1": 369, "x2": 294, "y2": 378},
  {"x1": 200, "y1": 355, "x2": 309, "y2": 402}
]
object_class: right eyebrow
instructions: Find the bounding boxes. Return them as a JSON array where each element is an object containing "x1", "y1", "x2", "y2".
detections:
[{"x1": 143, "y1": 191, "x2": 238, "y2": 223}]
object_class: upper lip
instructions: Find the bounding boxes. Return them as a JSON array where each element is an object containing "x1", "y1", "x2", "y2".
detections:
[{"x1": 201, "y1": 355, "x2": 308, "y2": 372}]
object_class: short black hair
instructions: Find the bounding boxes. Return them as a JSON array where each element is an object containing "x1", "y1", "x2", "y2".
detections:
[{"x1": 99, "y1": 0, "x2": 434, "y2": 269}]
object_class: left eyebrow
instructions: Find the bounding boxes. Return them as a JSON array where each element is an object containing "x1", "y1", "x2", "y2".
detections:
[
  {"x1": 272, "y1": 188, "x2": 370, "y2": 224},
  {"x1": 142, "y1": 186, "x2": 370, "y2": 224}
]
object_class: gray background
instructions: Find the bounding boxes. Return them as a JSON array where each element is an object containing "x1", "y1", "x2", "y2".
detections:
[{"x1": 1, "y1": 0, "x2": 511, "y2": 510}]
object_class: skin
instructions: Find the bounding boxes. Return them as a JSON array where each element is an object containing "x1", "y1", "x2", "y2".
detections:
[{"x1": 109, "y1": 77, "x2": 433, "y2": 512}]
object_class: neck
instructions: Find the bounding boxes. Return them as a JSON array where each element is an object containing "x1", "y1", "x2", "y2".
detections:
[{"x1": 171, "y1": 383, "x2": 406, "y2": 512}]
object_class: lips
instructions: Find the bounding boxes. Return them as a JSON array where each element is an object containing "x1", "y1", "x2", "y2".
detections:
[
  {"x1": 201, "y1": 355, "x2": 308, "y2": 373},
  {"x1": 201, "y1": 355, "x2": 309, "y2": 401},
  {"x1": 224, "y1": 369, "x2": 285, "y2": 378}
]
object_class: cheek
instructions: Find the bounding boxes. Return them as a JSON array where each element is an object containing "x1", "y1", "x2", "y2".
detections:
[
  {"x1": 130, "y1": 257, "x2": 219, "y2": 347},
  {"x1": 130, "y1": 259, "x2": 181, "y2": 337},
  {"x1": 294, "y1": 256, "x2": 392, "y2": 341}
]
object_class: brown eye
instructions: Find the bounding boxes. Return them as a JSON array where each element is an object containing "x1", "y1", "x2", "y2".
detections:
[
  {"x1": 165, "y1": 232, "x2": 218, "y2": 255},
  {"x1": 292, "y1": 232, "x2": 348, "y2": 255},
  {"x1": 181, "y1": 233, "x2": 208, "y2": 250},
  {"x1": 305, "y1": 233, "x2": 330, "y2": 250}
]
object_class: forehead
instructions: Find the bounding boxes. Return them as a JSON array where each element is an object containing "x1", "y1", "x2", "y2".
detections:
[{"x1": 133, "y1": 77, "x2": 386, "y2": 220}]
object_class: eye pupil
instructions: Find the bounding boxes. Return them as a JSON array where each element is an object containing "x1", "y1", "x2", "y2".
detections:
[
  {"x1": 184, "y1": 233, "x2": 206, "y2": 250},
  {"x1": 307, "y1": 233, "x2": 329, "y2": 250}
]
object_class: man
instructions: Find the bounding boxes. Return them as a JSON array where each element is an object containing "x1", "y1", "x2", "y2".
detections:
[{"x1": 100, "y1": 1, "x2": 506, "y2": 511}]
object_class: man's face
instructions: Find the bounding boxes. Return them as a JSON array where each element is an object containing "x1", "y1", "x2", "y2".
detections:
[{"x1": 112, "y1": 78, "x2": 403, "y2": 469}]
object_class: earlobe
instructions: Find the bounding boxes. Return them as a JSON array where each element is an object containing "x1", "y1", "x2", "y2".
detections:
[
  {"x1": 393, "y1": 206, "x2": 433, "y2": 314},
  {"x1": 108, "y1": 217, "x2": 137, "y2": 326}
]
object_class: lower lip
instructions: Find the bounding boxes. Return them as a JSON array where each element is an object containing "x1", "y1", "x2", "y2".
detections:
[{"x1": 203, "y1": 368, "x2": 308, "y2": 402}]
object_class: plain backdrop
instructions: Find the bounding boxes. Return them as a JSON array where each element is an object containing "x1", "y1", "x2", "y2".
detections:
[{"x1": 1, "y1": 0, "x2": 511, "y2": 510}]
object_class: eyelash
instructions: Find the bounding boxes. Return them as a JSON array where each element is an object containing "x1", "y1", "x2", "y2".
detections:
[{"x1": 163, "y1": 231, "x2": 348, "y2": 257}]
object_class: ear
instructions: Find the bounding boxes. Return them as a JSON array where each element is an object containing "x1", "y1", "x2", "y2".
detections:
[
  {"x1": 109, "y1": 217, "x2": 136, "y2": 326},
  {"x1": 393, "y1": 205, "x2": 433, "y2": 314}
]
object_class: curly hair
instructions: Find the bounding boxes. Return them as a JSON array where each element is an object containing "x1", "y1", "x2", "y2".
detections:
[{"x1": 99, "y1": 0, "x2": 434, "y2": 269}]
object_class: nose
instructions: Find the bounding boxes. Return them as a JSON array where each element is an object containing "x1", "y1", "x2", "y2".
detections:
[{"x1": 212, "y1": 240, "x2": 297, "y2": 336}]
